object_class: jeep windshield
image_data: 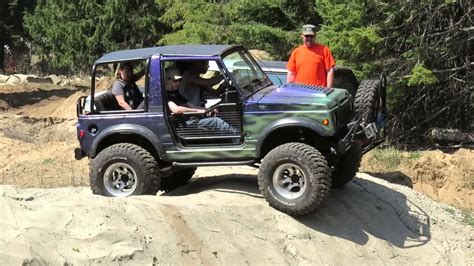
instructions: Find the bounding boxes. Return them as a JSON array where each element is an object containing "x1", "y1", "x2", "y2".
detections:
[{"x1": 222, "y1": 50, "x2": 271, "y2": 97}]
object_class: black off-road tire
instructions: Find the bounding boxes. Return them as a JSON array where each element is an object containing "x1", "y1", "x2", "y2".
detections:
[
  {"x1": 90, "y1": 143, "x2": 160, "y2": 197},
  {"x1": 330, "y1": 144, "x2": 362, "y2": 188},
  {"x1": 258, "y1": 142, "x2": 331, "y2": 216},
  {"x1": 354, "y1": 79, "x2": 382, "y2": 123},
  {"x1": 159, "y1": 167, "x2": 196, "y2": 192}
]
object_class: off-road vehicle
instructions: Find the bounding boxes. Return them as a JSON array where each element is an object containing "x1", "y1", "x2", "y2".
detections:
[{"x1": 75, "y1": 45, "x2": 386, "y2": 216}]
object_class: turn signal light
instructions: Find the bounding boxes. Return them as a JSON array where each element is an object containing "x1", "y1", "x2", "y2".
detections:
[{"x1": 322, "y1": 119, "x2": 330, "y2": 126}]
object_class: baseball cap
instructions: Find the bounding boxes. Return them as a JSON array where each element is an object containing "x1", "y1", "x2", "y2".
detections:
[
  {"x1": 302, "y1": 24, "x2": 316, "y2": 35},
  {"x1": 166, "y1": 68, "x2": 182, "y2": 81}
]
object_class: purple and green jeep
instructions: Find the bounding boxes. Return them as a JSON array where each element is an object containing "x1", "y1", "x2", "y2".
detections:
[{"x1": 75, "y1": 45, "x2": 386, "y2": 216}]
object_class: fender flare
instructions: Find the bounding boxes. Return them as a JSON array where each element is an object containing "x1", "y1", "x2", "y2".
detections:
[
  {"x1": 90, "y1": 124, "x2": 165, "y2": 159},
  {"x1": 255, "y1": 117, "x2": 330, "y2": 158}
]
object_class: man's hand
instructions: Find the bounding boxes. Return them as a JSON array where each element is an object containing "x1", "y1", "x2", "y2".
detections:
[
  {"x1": 287, "y1": 71, "x2": 296, "y2": 83},
  {"x1": 205, "y1": 108, "x2": 218, "y2": 117}
]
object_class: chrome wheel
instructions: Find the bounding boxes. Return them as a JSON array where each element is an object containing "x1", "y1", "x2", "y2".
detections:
[
  {"x1": 103, "y1": 162, "x2": 138, "y2": 197},
  {"x1": 272, "y1": 163, "x2": 307, "y2": 199}
]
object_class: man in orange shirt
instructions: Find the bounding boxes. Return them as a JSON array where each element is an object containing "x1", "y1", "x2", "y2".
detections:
[{"x1": 287, "y1": 24, "x2": 335, "y2": 87}]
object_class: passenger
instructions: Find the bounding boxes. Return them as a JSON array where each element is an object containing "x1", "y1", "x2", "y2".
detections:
[
  {"x1": 111, "y1": 62, "x2": 144, "y2": 110},
  {"x1": 178, "y1": 60, "x2": 225, "y2": 106},
  {"x1": 166, "y1": 69, "x2": 236, "y2": 133}
]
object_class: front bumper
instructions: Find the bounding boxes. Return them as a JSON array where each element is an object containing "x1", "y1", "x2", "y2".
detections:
[{"x1": 337, "y1": 113, "x2": 386, "y2": 155}]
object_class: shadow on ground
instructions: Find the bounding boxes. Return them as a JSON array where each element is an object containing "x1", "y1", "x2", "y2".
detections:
[
  {"x1": 299, "y1": 178, "x2": 430, "y2": 248},
  {"x1": 164, "y1": 174, "x2": 262, "y2": 198},
  {"x1": 363, "y1": 171, "x2": 413, "y2": 188},
  {"x1": 164, "y1": 174, "x2": 431, "y2": 249}
]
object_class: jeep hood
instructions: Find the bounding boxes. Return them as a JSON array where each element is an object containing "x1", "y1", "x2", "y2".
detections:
[{"x1": 253, "y1": 83, "x2": 349, "y2": 110}]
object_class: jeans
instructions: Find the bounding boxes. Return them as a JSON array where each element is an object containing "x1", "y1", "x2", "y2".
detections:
[{"x1": 186, "y1": 117, "x2": 237, "y2": 133}]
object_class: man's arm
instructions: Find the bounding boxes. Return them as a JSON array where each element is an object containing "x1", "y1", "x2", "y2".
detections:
[
  {"x1": 287, "y1": 71, "x2": 296, "y2": 83},
  {"x1": 115, "y1": 95, "x2": 132, "y2": 110},
  {"x1": 326, "y1": 67, "x2": 334, "y2": 88},
  {"x1": 186, "y1": 102, "x2": 203, "y2": 109},
  {"x1": 168, "y1": 101, "x2": 204, "y2": 114},
  {"x1": 112, "y1": 81, "x2": 132, "y2": 110}
]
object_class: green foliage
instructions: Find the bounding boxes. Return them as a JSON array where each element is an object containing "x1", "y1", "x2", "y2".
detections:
[
  {"x1": 368, "y1": 147, "x2": 422, "y2": 171},
  {"x1": 315, "y1": 0, "x2": 383, "y2": 78},
  {"x1": 407, "y1": 64, "x2": 439, "y2": 86},
  {"x1": 158, "y1": 0, "x2": 314, "y2": 60},
  {"x1": 408, "y1": 150, "x2": 422, "y2": 161},
  {"x1": 443, "y1": 207, "x2": 455, "y2": 214},
  {"x1": 43, "y1": 158, "x2": 55, "y2": 165},
  {"x1": 370, "y1": 147, "x2": 403, "y2": 171},
  {"x1": 463, "y1": 210, "x2": 474, "y2": 226},
  {"x1": 0, "y1": 0, "x2": 35, "y2": 71},
  {"x1": 158, "y1": 1, "x2": 227, "y2": 45},
  {"x1": 24, "y1": 0, "x2": 165, "y2": 73}
]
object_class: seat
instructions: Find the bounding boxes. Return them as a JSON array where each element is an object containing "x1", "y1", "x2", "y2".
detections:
[{"x1": 94, "y1": 91, "x2": 121, "y2": 111}]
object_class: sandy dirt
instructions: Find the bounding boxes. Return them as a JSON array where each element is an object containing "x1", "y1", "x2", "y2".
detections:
[
  {"x1": 0, "y1": 83, "x2": 473, "y2": 264},
  {"x1": 362, "y1": 149, "x2": 474, "y2": 210}
]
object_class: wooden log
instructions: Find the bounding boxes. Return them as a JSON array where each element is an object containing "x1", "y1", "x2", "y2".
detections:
[{"x1": 429, "y1": 128, "x2": 474, "y2": 143}]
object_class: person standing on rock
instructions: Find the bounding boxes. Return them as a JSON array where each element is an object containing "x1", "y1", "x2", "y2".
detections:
[{"x1": 287, "y1": 24, "x2": 335, "y2": 88}]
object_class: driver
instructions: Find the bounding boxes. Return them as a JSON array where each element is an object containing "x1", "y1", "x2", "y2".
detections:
[
  {"x1": 166, "y1": 68, "x2": 236, "y2": 133},
  {"x1": 178, "y1": 60, "x2": 225, "y2": 107}
]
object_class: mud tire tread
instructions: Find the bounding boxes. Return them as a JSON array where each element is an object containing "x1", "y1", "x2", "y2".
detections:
[
  {"x1": 90, "y1": 143, "x2": 160, "y2": 196},
  {"x1": 258, "y1": 142, "x2": 331, "y2": 216},
  {"x1": 354, "y1": 79, "x2": 381, "y2": 123}
]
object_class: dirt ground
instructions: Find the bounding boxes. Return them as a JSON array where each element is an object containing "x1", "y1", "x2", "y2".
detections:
[
  {"x1": 0, "y1": 83, "x2": 473, "y2": 264},
  {"x1": 361, "y1": 149, "x2": 474, "y2": 210}
]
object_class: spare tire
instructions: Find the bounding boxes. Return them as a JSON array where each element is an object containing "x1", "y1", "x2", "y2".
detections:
[{"x1": 354, "y1": 79, "x2": 383, "y2": 124}]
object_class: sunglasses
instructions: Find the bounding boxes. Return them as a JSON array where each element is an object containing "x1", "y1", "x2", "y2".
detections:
[{"x1": 304, "y1": 35, "x2": 315, "y2": 39}]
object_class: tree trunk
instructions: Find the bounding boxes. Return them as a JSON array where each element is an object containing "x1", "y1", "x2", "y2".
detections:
[{"x1": 429, "y1": 128, "x2": 474, "y2": 143}]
